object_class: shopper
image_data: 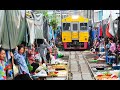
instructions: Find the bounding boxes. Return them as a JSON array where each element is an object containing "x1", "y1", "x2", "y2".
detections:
[
  {"x1": 94, "y1": 39, "x2": 100, "y2": 55},
  {"x1": 109, "y1": 39, "x2": 116, "y2": 54},
  {"x1": 37, "y1": 39, "x2": 52, "y2": 64}
]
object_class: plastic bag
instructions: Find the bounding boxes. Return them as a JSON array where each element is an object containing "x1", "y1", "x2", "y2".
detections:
[
  {"x1": 58, "y1": 51, "x2": 64, "y2": 58},
  {"x1": 35, "y1": 66, "x2": 43, "y2": 73},
  {"x1": 51, "y1": 55, "x2": 56, "y2": 64},
  {"x1": 33, "y1": 70, "x2": 47, "y2": 77},
  {"x1": 92, "y1": 48, "x2": 95, "y2": 52},
  {"x1": 13, "y1": 64, "x2": 19, "y2": 76},
  {"x1": 35, "y1": 53, "x2": 42, "y2": 63}
]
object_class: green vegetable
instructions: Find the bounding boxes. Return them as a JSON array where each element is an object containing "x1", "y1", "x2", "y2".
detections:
[
  {"x1": 90, "y1": 60, "x2": 98, "y2": 63},
  {"x1": 28, "y1": 64, "x2": 33, "y2": 72}
]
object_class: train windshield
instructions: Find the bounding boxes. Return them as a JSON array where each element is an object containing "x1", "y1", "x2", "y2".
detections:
[
  {"x1": 80, "y1": 23, "x2": 87, "y2": 31},
  {"x1": 73, "y1": 23, "x2": 78, "y2": 31},
  {"x1": 63, "y1": 23, "x2": 71, "y2": 31}
]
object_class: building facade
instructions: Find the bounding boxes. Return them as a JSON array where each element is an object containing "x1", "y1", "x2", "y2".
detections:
[{"x1": 94, "y1": 10, "x2": 120, "y2": 23}]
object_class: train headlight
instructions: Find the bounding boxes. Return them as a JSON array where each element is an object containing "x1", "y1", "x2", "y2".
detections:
[{"x1": 72, "y1": 15, "x2": 79, "y2": 19}]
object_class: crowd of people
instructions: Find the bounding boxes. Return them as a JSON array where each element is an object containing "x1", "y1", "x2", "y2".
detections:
[
  {"x1": 90, "y1": 35, "x2": 120, "y2": 66},
  {"x1": 0, "y1": 38, "x2": 54, "y2": 80}
]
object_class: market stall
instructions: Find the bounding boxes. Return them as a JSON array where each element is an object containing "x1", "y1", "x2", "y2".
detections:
[
  {"x1": 84, "y1": 50, "x2": 120, "y2": 80},
  {"x1": 29, "y1": 45, "x2": 69, "y2": 80},
  {"x1": 32, "y1": 56, "x2": 69, "y2": 80}
]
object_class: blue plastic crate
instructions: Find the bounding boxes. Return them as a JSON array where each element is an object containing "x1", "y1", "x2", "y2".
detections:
[{"x1": 112, "y1": 66, "x2": 120, "y2": 70}]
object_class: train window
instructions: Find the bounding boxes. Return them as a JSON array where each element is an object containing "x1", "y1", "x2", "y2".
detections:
[
  {"x1": 63, "y1": 23, "x2": 71, "y2": 31},
  {"x1": 80, "y1": 23, "x2": 87, "y2": 30},
  {"x1": 73, "y1": 23, "x2": 78, "y2": 31}
]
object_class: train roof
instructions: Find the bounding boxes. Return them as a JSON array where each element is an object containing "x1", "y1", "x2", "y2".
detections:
[{"x1": 62, "y1": 15, "x2": 89, "y2": 22}]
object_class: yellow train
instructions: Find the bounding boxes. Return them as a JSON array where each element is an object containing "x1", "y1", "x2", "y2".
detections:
[{"x1": 62, "y1": 15, "x2": 89, "y2": 50}]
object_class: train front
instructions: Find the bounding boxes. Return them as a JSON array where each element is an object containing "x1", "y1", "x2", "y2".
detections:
[{"x1": 62, "y1": 15, "x2": 89, "y2": 50}]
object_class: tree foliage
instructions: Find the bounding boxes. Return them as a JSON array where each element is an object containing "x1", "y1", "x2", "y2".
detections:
[{"x1": 49, "y1": 13, "x2": 58, "y2": 30}]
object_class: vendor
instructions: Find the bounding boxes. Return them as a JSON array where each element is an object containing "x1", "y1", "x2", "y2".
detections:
[
  {"x1": 14, "y1": 45, "x2": 32, "y2": 80},
  {"x1": 27, "y1": 48, "x2": 40, "y2": 74},
  {"x1": 0, "y1": 48, "x2": 8, "y2": 80},
  {"x1": 107, "y1": 39, "x2": 117, "y2": 64},
  {"x1": 117, "y1": 41, "x2": 120, "y2": 55},
  {"x1": 0, "y1": 48, "x2": 14, "y2": 80},
  {"x1": 109, "y1": 39, "x2": 116, "y2": 54}
]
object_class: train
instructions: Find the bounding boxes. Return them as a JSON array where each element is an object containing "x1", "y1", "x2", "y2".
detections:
[{"x1": 61, "y1": 15, "x2": 90, "y2": 50}]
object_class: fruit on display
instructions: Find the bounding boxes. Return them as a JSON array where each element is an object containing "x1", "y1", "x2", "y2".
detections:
[
  {"x1": 57, "y1": 70, "x2": 67, "y2": 76},
  {"x1": 96, "y1": 75, "x2": 118, "y2": 80},
  {"x1": 52, "y1": 65, "x2": 66, "y2": 70},
  {"x1": 95, "y1": 71, "x2": 119, "y2": 80},
  {"x1": 48, "y1": 72, "x2": 58, "y2": 77}
]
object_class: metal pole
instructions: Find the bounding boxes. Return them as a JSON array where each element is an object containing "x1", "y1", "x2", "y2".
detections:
[
  {"x1": 61, "y1": 10, "x2": 62, "y2": 27},
  {"x1": 93, "y1": 10, "x2": 94, "y2": 24},
  {"x1": 87, "y1": 10, "x2": 88, "y2": 18},
  {"x1": 5, "y1": 10, "x2": 14, "y2": 78},
  {"x1": 119, "y1": 10, "x2": 120, "y2": 17},
  {"x1": 25, "y1": 10, "x2": 27, "y2": 47}
]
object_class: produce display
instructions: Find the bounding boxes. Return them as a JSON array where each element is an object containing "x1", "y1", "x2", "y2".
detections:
[
  {"x1": 47, "y1": 64, "x2": 68, "y2": 76},
  {"x1": 57, "y1": 70, "x2": 67, "y2": 76},
  {"x1": 95, "y1": 71, "x2": 120, "y2": 80},
  {"x1": 89, "y1": 60, "x2": 98, "y2": 63},
  {"x1": 52, "y1": 65, "x2": 67, "y2": 70},
  {"x1": 84, "y1": 50, "x2": 120, "y2": 80},
  {"x1": 48, "y1": 72, "x2": 58, "y2": 77},
  {"x1": 28, "y1": 64, "x2": 33, "y2": 72},
  {"x1": 32, "y1": 47, "x2": 69, "y2": 80}
]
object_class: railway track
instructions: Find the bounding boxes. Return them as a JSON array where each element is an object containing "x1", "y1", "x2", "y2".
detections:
[
  {"x1": 68, "y1": 50, "x2": 95, "y2": 80},
  {"x1": 80, "y1": 51, "x2": 96, "y2": 80}
]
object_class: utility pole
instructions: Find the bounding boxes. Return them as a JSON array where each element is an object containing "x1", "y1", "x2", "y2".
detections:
[
  {"x1": 87, "y1": 10, "x2": 88, "y2": 18},
  {"x1": 119, "y1": 10, "x2": 120, "y2": 17},
  {"x1": 60, "y1": 10, "x2": 62, "y2": 27},
  {"x1": 93, "y1": 10, "x2": 94, "y2": 26}
]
